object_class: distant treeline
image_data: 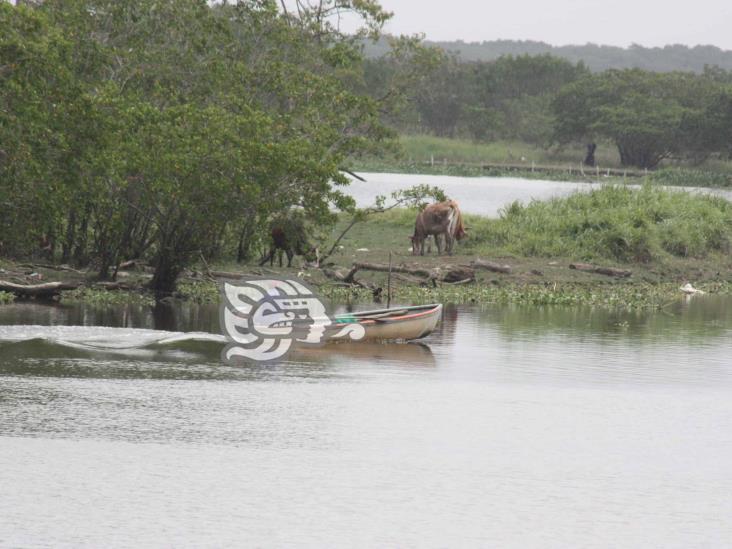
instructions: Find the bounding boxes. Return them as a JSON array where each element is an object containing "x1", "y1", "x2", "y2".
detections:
[
  {"x1": 364, "y1": 37, "x2": 732, "y2": 73},
  {"x1": 364, "y1": 53, "x2": 732, "y2": 169}
]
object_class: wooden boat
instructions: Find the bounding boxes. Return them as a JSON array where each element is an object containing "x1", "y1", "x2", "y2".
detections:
[{"x1": 327, "y1": 303, "x2": 442, "y2": 342}]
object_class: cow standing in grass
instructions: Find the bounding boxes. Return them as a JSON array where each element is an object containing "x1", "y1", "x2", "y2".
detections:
[
  {"x1": 411, "y1": 200, "x2": 466, "y2": 256},
  {"x1": 260, "y1": 214, "x2": 317, "y2": 268}
]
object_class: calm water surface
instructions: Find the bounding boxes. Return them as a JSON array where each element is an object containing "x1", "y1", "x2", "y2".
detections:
[
  {"x1": 1, "y1": 296, "x2": 732, "y2": 548},
  {"x1": 345, "y1": 172, "x2": 732, "y2": 216}
]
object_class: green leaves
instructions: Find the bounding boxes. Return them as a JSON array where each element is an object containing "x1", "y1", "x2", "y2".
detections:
[{"x1": 552, "y1": 69, "x2": 728, "y2": 168}]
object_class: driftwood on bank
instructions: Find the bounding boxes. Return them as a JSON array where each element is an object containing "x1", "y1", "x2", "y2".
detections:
[
  {"x1": 208, "y1": 269, "x2": 254, "y2": 280},
  {"x1": 17, "y1": 263, "x2": 85, "y2": 274},
  {"x1": 470, "y1": 259, "x2": 513, "y2": 274},
  {"x1": 569, "y1": 263, "x2": 632, "y2": 278},
  {"x1": 322, "y1": 266, "x2": 384, "y2": 300},
  {"x1": 0, "y1": 280, "x2": 80, "y2": 298},
  {"x1": 349, "y1": 262, "x2": 476, "y2": 285}
]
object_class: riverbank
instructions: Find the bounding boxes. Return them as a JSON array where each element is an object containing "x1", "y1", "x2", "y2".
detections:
[
  {"x1": 3, "y1": 184, "x2": 732, "y2": 310},
  {"x1": 3, "y1": 238, "x2": 732, "y2": 311},
  {"x1": 350, "y1": 135, "x2": 732, "y2": 187},
  {"x1": 2, "y1": 258, "x2": 730, "y2": 311}
]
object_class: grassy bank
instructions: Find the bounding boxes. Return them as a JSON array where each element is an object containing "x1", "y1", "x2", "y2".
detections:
[
  {"x1": 351, "y1": 134, "x2": 732, "y2": 187},
  {"x1": 179, "y1": 184, "x2": 732, "y2": 309},
  {"x1": 3, "y1": 185, "x2": 732, "y2": 310}
]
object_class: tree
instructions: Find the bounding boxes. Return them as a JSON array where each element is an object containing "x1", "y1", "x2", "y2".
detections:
[
  {"x1": 552, "y1": 69, "x2": 725, "y2": 168},
  {"x1": 0, "y1": 3, "x2": 83, "y2": 257},
  {"x1": 412, "y1": 54, "x2": 467, "y2": 137},
  {"x1": 1, "y1": 0, "x2": 418, "y2": 298}
]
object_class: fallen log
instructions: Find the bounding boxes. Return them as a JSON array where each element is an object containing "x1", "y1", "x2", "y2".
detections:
[
  {"x1": 470, "y1": 259, "x2": 513, "y2": 274},
  {"x1": 438, "y1": 265, "x2": 475, "y2": 283},
  {"x1": 352, "y1": 262, "x2": 434, "y2": 279},
  {"x1": 322, "y1": 267, "x2": 383, "y2": 299},
  {"x1": 569, "y1": 263, "x2": 632, "y2": 278},
  {"x1": 18, "y1": 263, "x2": 85, "y2": 274},
  {"x1": 0, "y1": 280, "x2": 80, "y2": 298},
  {"x1": 209, "y1": 270, "x2": 252, "y2": 280},
  {"x1": 323, "y1": 267, "x2": 369, "y2": 288},
  {"x1": 350, "y1": 262, "x2": 475, "y2": 284}
]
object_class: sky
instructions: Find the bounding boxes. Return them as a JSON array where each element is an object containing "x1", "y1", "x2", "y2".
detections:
[{"x1": 368, "y1": 0, "x2": 732, "y2": 50}]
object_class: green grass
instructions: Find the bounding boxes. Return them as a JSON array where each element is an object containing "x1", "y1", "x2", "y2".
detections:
[
  {"x1": 175, "y1": 276, "x2": 732, "y2": 311},
  {"x1": 470, "y1": 184, "x2": 732, "y2": 262},
  {"x1": 362, "y1": 134, "x2": 621, "y2": 168},
  {"x1": 60, "y1": 287, "x2": 155, "y2": 306},
  {"x1": 0, "y1": 291, "x2": 14, "y2": 304},
  {"x1": 330, "y1": 184, "x2": 732, "y2": 266},
  {"x1": 352, "y1": 134, "x2": 732, "y2": 185},
  {"x1": 648, "y1": 167, "x2": 732, "y2": 188}
]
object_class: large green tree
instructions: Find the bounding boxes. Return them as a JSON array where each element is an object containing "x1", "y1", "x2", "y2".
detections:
[
  {"x1": 552, "y1": 69, "x2": 725, "y2": 168},
  {"x1": 2, "y1": 0, "x2": 419, "y2": 297}
]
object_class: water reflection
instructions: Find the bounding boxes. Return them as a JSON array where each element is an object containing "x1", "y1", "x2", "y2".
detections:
[
  {"x1": 478, "y1": 294, "x2": 732, "y2": 343},
  {"x1": 1, "y1": 295, "x2": 731, "y2": 390},
  {"x1": 2, "y1": 297, "x2": 732, "y2": 546}
]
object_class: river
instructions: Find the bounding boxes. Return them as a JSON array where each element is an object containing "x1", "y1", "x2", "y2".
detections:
[
  {"x1": 2, "y1": 173, "x2": 732, "y2": 547},
  {"x1": 2, "y1": 295, "x2": 732, "y2": 547},
  {"x1": 345, "y1": 172, "x2": 732, "y2": 216}
]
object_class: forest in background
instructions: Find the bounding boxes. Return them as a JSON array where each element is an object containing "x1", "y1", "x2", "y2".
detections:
[
  {"x1": 362, "y1": 52, "x2": 732, "y2": 170},
  {"x1": 364, "y1": 37, "x2": 732, "y2": 73}
]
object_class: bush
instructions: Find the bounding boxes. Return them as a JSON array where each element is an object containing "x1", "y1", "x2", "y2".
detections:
[
  {"x1": 648, "y1": 168, "x2": 732, "y2": 188},
  {"x1": 468, "y1": 184, "x2": 732, "y2": 262}
]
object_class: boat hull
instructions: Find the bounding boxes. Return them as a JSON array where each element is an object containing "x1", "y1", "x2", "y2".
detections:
[{"x1": 327, "y1": 304, "x2": 442, "y2": 342}]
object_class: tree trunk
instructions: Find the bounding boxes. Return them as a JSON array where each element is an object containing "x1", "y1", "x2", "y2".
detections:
[{"x1": 150, "y1": 255, "x2": 181, "y2": 300}]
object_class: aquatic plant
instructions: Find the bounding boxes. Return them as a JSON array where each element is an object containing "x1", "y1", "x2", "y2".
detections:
[
  {"x1": 60, "y1": 288, "x2": 154, "y2": 306},
  {"x1": 177, "y1": 281, "x2": 220, "y2": 304}
]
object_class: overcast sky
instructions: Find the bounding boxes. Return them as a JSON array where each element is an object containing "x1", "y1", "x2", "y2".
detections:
[{"x1": 370, "y1": 0, "x2": 732, "y2": 50}]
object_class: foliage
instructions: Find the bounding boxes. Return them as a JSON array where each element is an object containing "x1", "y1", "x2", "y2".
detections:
[
  {"x1": 472, "y1": 184, "x2": 732, "y2": 262},
  {"x1": 372, "y1": 52, "x2": 587, "y2": 143},
  {"x1": 552, "y1": 69, "x2": 729, "y2": 168},
  {"x1": 60, "y1": 287, "x2": 154, "y2": 306},
  {"x1": 648, "y1": 168, "x2": 732, "y2": 188},
  {"x1": 0, "y1": 4, "x2": 81, "y2": 257},
  {"x1": 0, "y1": 0, "x2": 426, "y2": 298},
  {"x1": 364, "y1": 38, "x2": 732, "y2": 73}
]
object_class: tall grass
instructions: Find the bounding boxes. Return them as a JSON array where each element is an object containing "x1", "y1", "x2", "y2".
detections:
[
  {"x1": 465, "y1": 184, "x2": 732, "y2": 262},
  {"x1": 648, "y1": 168, "x2": 732, "y2": 188},
  {"x1": 355, "y1": 134, "x2": 732, "y2": 184},
  {"x1": 395, "y1": 134, "x2": 621, "y2": 167}
]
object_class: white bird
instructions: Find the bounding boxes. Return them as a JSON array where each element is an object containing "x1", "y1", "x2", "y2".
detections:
[{"x1": 680, "y1": 282, "x2": 705, "y2": 295}]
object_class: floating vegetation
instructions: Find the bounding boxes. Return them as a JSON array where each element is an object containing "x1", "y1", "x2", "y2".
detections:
[
  {"x1": 177, "y1": 281, "x2": 220, "y2": 304},
  {"x1": 60, "y1": 287, "x2": 155, "y2": 306}
]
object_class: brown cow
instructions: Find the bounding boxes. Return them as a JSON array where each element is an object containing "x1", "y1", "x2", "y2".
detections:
[
  {"x1": 411, "y1": 200, "x2": 466, "y2": 256},
  {"x1": 260, "y1": 214, "x2": 317, "y2": 268}
]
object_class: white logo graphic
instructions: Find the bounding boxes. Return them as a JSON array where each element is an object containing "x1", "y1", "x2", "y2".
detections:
[{"x1": 220, "y1": 278, "x2": 365, "y2": 363}]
